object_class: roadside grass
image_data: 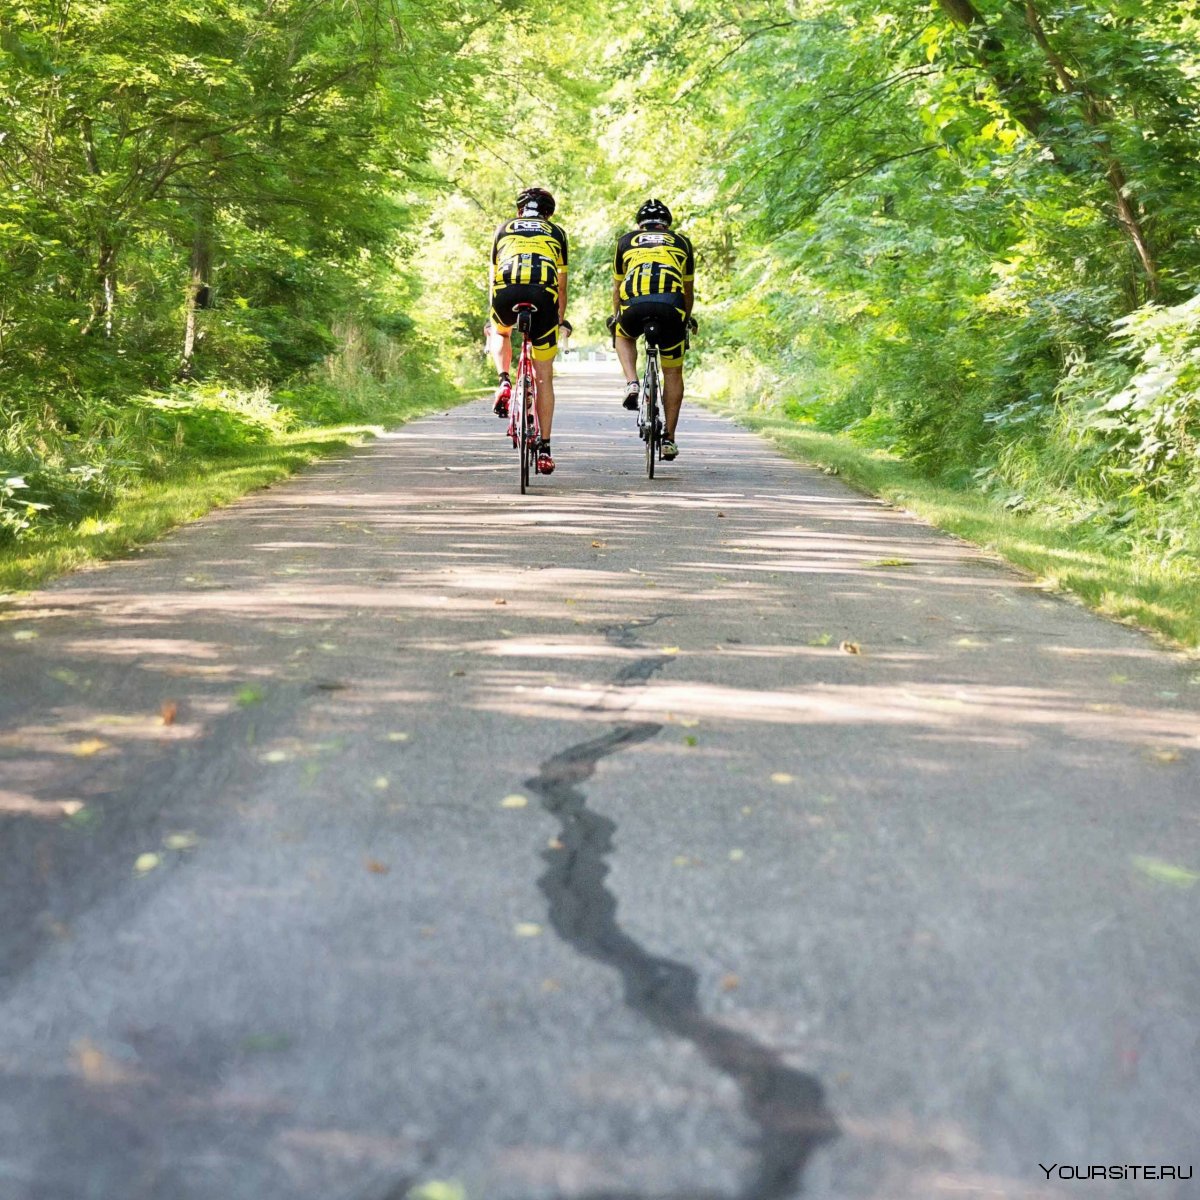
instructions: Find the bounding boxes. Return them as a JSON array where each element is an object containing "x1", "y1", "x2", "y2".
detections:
[
  {"x1": 0, "y1": 391, "x2": 478, "y2": 597},
  {"x1": 700, "y1": 396, "x2": 1200, "y2": 653}
]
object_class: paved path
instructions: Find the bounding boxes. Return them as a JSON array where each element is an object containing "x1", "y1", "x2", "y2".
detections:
[{"x1": 1, "y1": 365, "x2": 1198, "y2": 1200}]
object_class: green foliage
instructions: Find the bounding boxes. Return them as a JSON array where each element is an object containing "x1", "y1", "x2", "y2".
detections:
[
  {"x1": 0, "y1": 0, "x2": 498, "y2": 554},
  {"x1": 1070, "y1": 295, "x2": 1200, "y2": 491}
]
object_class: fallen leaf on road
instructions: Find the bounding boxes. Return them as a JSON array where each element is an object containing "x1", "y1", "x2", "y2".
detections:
[
  {"x1": 261, "y1": 749, "x2": 289, "y2": 763},
  {"x1": 374, "y1": 776, "x2": 389, "y2": 789},
  {"x1": 839, "y1": 641, "x2": 861, "y2": 655},
  {"x1": 236, "y1": 685, "x2": 264, "y2": 707},
  {"x1": 683, "y1": 735, "x2": 698, "y2": 747},
  {"x1": 12, "y1": 630, "x2": 38, "y2": 641},
  {"x1": 868, "y1": 558, "x2": 915, "y2": 568},
  {"x1": 1145, "y1": 748, "x2": 1181, "y2": 765},
  {"x1": 385, "y1": 732, "x2": 409, "y2": 742},
  {"x1": 1109, "y1": 673, "x2": 1129, "y2": 684},
  {"x1": 408, "y1": 1182, "x2": 466, "y2": 1200},
  {"x1": 514, "y1": 922, "x2": 542, "y2": 937},
  {"x1": 365, "y1": 858, "x2": 390, "y2": 875},
  {"x1": 661, "y1": 646, "x2": 680, "y2": 655},
  {"x1": 770, "y1": 772, "x2": 795, "y2": 784},
  {"x1": 501, "y1": 794, "x2": 528, "y2": 809},
  {"x1": 547, "y1": 837, "x2": 564, "y2": 850},
  {"x1": 159, "y1": 700, "x2": 177, "y2": 726},
  {"x1": 134, "y1": 852, "x2": 160, "y2": 874},
  {"x1": 449, "y1": 669, "x2": 466, "y2": 677},
  {"x1": 954, "y1": 637, "x2": 986, "y2": 648},
  {"x1": 720, "y1": 973, "x2": 740, "y2": 992},
  {"x1": 591, "y1": 540, "x2": 606, "y2": 548},
  {"x1": 1133, "y1": 856, "x2": 1198, "y2": 888},
  {"x1": 729, "y1": 849, "x2": 745, "y2": 862},
  {"x1": 808, "y1": 633, "x2": 833, "y2": 647},
  {"x1": 72, "y1": 738, "x2": 109, "y2": 757},
  {"x1": 494, "y1": 598, "x2": 507, "y2": 605},
  {"x1": 717, "y1": 512, "x2": 727, "y2": 518},
  {"x1": 72, "y1": 1039, "x2": 134, "y2": 1085},
  {"x1": 164, "y1": 832, "x2": 199, "y2": 851}
]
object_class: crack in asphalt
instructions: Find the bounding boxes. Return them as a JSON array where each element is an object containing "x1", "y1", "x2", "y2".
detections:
[{"x1": 524, "y1": 622, "x2": 837, "y2": 1200}]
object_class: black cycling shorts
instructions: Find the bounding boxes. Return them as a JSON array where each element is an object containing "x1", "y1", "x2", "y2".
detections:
[
  {"x1": 615, "y1": 296, "x2": 687, "y2": 367},
  {"x1": 490, "y1": 283, "x2": 559, "y2": 362}
]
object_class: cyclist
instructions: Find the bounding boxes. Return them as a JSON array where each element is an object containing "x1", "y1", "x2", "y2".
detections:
[
  {"x1": 489, "y1": 187, "x2": 571, "y2": 475},
  {"x1": 610, "y1": 199, "x2": 695, "y2": 461}
]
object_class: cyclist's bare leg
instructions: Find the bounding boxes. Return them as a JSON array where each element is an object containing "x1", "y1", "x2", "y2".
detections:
[
  {"x1": 663, "y1": 367, "x2": 684, "y2": 439},
  {"x1": 533, "y1": 359, "x2": 555, "y2": 440},
  {"x1": 615, "y1": 333, "x2": 638, "y2": 382},
  {"x1": 489, "y1": 326, "x2": 513, "y2": 376}
]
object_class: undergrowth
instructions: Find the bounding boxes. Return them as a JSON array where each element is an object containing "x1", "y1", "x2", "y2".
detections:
[
  {"x1": 694, "y1": 336, "x2": 1200, "y2": 653},
  {"x1": 0, "y1": 320, "x2": 471, "y2": 592}
]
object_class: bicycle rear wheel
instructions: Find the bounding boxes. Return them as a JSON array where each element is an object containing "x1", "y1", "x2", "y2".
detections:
[
  {"x1": 643, "y1": 358, "x2": 660, "y2": 479},
  {"x1": 517, "y1": 373, "x2": 532, "y2": 494}
]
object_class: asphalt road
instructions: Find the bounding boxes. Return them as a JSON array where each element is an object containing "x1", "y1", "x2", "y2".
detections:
[{"x1": 2, "y1": 364, "x2": 1198, "y2": 1200}]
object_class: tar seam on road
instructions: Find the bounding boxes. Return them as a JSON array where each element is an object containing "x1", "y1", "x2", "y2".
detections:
[{"x1": 525, "y1": 620, "x2": 837, "y2": 1200}]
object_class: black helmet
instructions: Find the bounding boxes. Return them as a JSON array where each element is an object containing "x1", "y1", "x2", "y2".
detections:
[
  {"x1": 636, "y1": 198, "x2": 672, "y2": 228},
  {"x1": 516, "y1": 187, "x2": 556, "y2": 217}
]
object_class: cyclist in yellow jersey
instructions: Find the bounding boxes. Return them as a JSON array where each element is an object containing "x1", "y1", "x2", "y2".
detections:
[
  {"x1": 610, "y1": 199, "x2": 696, "y2": 461},
  {"x1": 488, "y1": 187, "x2": 571, "y2": 475}
]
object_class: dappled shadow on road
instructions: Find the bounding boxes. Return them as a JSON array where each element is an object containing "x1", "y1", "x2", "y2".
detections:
[{"x1": 2, "y1": 380, "x2": 1199, "y2": 1198}]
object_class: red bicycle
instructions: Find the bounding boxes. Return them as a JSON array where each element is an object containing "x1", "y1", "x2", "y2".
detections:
[{"x1": 506, "y1": 303, "x2": 541, "y2": 494}]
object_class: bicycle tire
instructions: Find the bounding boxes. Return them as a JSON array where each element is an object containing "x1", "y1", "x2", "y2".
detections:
[
  {"x1": 644, "y1": 355, "x2": 660, "y2": 479},
  {"x1": 517, "y1": 373, "x2": 531, "y2": 494}
]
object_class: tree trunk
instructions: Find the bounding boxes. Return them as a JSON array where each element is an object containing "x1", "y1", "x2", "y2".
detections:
[
  {"x1": 1020, "y1": 1, "x2": 1161, "y2": 297},
  {"x1": 179, "y1": 207, "x2": 214, "y2": 378},
  {"x1": 934, "y1": 0, "x2": 1055, "y2": 141},
  {"x1": 936, "y1": 0, "x2": 1162, "y2": 299},
  {"x1": 80, "y1": 239, "x2": 118, "y2": 338}
]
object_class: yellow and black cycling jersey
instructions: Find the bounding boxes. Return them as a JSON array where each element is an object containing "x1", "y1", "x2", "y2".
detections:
[
  {"x1": 491, "y1": 218, "x2": 569, "y2": 295},
  {"x1": 612, "y1": 228, "x2": 695, "y2": 305}
]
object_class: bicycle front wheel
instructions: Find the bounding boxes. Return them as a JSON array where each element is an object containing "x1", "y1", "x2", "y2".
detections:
[
  {"x1": 643, "y1": 365, "x2": 659, "y2": 479},
  {"x1": 517, "y1": 375, "x2": 531, "y2": 494}
]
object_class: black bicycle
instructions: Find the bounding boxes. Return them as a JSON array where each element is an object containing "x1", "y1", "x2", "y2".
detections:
[{"x1": 637, "y1": 320, "x2": 665, "y2": 479}]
